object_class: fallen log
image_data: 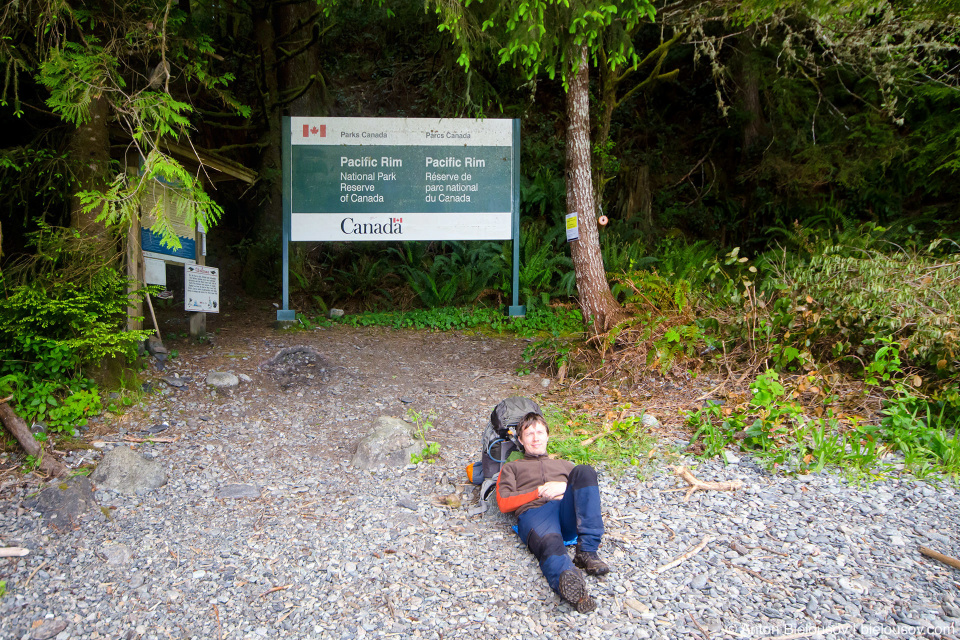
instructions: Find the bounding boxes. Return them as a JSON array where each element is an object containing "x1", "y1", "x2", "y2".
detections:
[
  {"x1": 920, "y1": 546, "x2": 960, "y2": 571},
  {"x1": 667, "y1": 465, "x2": 744, "y2": 502},
  {"x1": 0, "y1": 398, "x2": 69, "y2": 477}
]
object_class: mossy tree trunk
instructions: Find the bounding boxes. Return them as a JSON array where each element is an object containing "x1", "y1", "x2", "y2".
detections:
[
  {"x1": 69, "y1": 95, "x2": 112, "y2": 254},
  {"x1": 566, "y1": 44, "x2": 626, "y2": 332}
]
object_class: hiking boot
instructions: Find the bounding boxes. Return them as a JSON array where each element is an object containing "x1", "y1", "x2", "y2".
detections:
[
  {"x1": 558, "y1": 569, "x2": 596, "y2": 613},
  {"x1": 574, "y1": 546, "x2": 611, "y2": 576}
]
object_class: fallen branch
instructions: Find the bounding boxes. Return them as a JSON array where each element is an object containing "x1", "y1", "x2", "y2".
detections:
[
  {"x1": 580, "y1": 409, "x2": 626, "y2": 447},
  {"x1": 121, "y1": 435, "x2": 179, "y2": 443},
  {"x1": 23, "y1": 559, "x2": 48, "y2": 590},
  {"x1": 667, "y1": 465, "x2": 743, "y2": 502},
  {"x1": 920, "y1": 546, "x2": 960, "y2": 571},
  {"x1": 0, "y1": 401, "x2": 68, "y2": 477},
  {"x1": 0, "y1": 547, "x2": 30, "y2": 558},
  {"x1": 259, "y1": 583, "x2": 293, "y2": 598},
  {"x1": 689, "y1": 612, "x2": 711, "y2": 639},
  {"x1": 722, "y1": 559, "x2": 780, "y2": 587},
  {"x1": 580, "y1": 425, "x2": 615, "y2": 447},
  {"x1": 213, "y1": 603, "x2": 223, "y2": 640},
  {"x1": 654, "y1": 535, "x2": 712, "y2": 574}
]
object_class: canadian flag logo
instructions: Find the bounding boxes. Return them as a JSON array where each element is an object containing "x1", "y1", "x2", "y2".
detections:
[
  {"x1": 302, "y1": 124, "x2": 326, "y2": 138},
  {"x1": 392, "y1": 218, "x2": 403, "y2": 223}
]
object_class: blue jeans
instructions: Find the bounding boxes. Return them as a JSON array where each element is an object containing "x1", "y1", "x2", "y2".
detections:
[{"x1": 516, "y1": 465, "x2": 604, "y2": 593}]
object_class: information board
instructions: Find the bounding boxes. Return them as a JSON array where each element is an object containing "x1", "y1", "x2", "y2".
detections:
[
  {"x1": 287, "y1": 117, "x2": 515, "y2": 241},
  {"x1": 141, "y1": 181, "x2": 197, "y2": 263},
  {"x1": 185, "y1": 264, "x2": 219, "y2": 313}
]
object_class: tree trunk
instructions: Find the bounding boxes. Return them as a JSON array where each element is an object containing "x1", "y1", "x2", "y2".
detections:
[
  {"x1": 69, "y1": 94, "x2": 112, "y2": 252},
  {"x1": 277, "y1": 1, "x2": 329, "y2": 117},
  {"x1": 737, "y1": 33, "x2": 765, "y2": 155},
  {"x1": 253, "y1": 3, "x2": 283, "y2": 229},
  {"x1": 616, "y1": 164, "x2": 652, "y2": 228},
  {"x1": 0, "y1": 401, "x2": 68, "y2": 477},
  {"x1": 565, "y1": 44, "x2": 625, "y2": 332}
]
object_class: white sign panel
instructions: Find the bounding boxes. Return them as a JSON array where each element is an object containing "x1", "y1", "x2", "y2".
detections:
[
  {"x1": 185, "y1": 265, "x2": 219, "y2": 313},
  {"x1": 144, "y1": 257, "x2": 167, "y2": 286},
  {"x1": 565, "y1": 213, "x2": 580, "y2": 242}
]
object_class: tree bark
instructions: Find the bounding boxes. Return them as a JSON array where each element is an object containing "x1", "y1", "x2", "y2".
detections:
[
  {"x1": 277, "y1": 1, "x2": 329, "y2": 118},
  {"x1": 565, "y1": 44, "x2": 625, "y2": 332},
  {"x1": 0, "y1": 401, "x2": 68, "y2": 477},
  {"x1": 616, "y1": 163, "x2": 652, "y2": 227},
  {"x1": 737, "y1": 33, "x2": 766, "y2": 155},
  {"x1": 69, "y1": 94, "x2": 112, "y2": 252},
  {"x1": 253, "y1": 2, "x2": 284, "y2": 229}
]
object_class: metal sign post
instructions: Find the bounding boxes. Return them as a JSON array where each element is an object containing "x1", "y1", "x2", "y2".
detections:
[
  {"x1": 278, "y1": 116, "x2": 296, "y2": 322},
  {"x1": 278, "y1": 117, "x2": 524, "y2": 322}
]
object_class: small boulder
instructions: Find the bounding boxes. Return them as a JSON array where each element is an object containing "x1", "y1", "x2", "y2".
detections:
[
  {"x1": 30, "y1": 620, "x2": 68, "y2": 640},
  {"x1": 206, "y1": 372, "x2": 239, "y2": 388},
  {"x1": 217, "y1": 484, "x2": 261, "y2": 499},
  {"x1": 24, "y1": 476, "x2": 98, "y2": 527},
  {"x1": 101, "y1": 543, "x2": 134, "y2": 566},
  {"x1": 351, "y1": 417, "x2": 425, "y2": 470},
  {"x1": 145, "y1": 336, "x2": 167, "y2": 356},
  {"x1": 90, "y1": 446, "x2": 167, "y2": 494}
]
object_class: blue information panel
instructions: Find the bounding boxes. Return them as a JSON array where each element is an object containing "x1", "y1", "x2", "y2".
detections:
[{"x1": 287, "y1": 117, "x2": 516, "y2": 241}]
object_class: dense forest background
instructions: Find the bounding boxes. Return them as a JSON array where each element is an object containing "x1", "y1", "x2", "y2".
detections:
[
  {"x1": 3, "y1": 1, "x2": 959, "y2": 275},
  {"x1": 1, "y1": 0, "x2": 959, "y2": 475}
]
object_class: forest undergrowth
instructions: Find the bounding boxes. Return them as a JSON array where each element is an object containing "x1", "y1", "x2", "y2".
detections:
[{"x1": 1, "y1": 219, "x2": 958, "y2": 483}]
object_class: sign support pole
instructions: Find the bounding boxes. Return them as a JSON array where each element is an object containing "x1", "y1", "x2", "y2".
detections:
[
  {"x1": 507, "y1": 118, "x2": 525, "y2": 317},
  {"x1": 278, "y1": 116, "x2": 296, "y2": 324}
]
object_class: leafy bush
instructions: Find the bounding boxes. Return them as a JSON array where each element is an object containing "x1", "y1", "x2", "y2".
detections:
[
  {"x1": 778, "y1": 239, "x2": 960, "y2": 373},
  {"x1": 687, "y1": 355, "x2": 960, "y2": 478},
  {"x1": 0, "y1": 374, "x2": 102, "y2": 435},
  {"x1": 0, "y1": 225, "x2": 151, "y2": 434}
]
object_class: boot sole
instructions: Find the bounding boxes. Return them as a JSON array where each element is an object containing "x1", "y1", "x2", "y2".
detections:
[
  {"x1": 558, "y1": 570, "x2": 596, "y2": 613},
  {"x1": 574, "y1": 555, "x2": 611, "y2": 576}
]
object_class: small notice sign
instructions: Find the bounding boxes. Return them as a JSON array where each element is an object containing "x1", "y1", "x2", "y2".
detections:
[
  {"x1": 185, "y1": 265, "x2": 219, "y2": 313},
  {"x1": 565, "y1": 213, "x2": 579, "y2": 242}
]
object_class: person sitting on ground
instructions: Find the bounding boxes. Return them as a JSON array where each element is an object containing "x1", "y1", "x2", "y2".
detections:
[{"x1": 495, "y1": 412, "x2": 610, "y2": 613}]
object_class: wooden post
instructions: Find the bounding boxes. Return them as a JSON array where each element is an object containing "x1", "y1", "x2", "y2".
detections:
[
  {"x1": 189, "y1": 223, "x2": 207, "y2": 338},
  {"x1": 127, "y1": 187, "x2": 143, "y2": 331}
]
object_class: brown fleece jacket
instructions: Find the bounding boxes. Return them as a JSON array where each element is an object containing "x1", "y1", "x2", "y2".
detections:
[{"x1": 496, "y1": 453, "x2": 575, "y2": 516}]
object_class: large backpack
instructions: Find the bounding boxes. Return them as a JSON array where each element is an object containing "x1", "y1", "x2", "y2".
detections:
[{"x1": 467, "y1": 396, "x2": 543, "y2": 513}]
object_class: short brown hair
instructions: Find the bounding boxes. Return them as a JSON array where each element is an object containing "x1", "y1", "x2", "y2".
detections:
[{"x1": 517, "y1": 412, "x2": 548, "y2": 438}]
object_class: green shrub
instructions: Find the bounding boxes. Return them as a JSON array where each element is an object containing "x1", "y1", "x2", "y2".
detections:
[
  {"x1": 0, "y1": 225, "x2": 151, "y2": 434},
  {"x1": 780, "y1": 239, "x2": 960, "y2": 373}
]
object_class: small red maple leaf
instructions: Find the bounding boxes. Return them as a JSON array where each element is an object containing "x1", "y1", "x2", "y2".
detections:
[{"x1": 310, "y1": 126, "x2": 319, "y2": 134}]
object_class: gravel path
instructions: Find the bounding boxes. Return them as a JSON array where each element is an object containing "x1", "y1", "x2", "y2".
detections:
[{"x1": 1, "y1": 325, "x2": 959, "y2": 640}]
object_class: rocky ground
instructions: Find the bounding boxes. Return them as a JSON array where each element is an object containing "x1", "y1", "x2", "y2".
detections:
[{"x1": 1, "y1": 308, "x2": 959, "y2": 640}]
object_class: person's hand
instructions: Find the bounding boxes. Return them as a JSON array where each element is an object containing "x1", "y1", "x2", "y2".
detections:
[{"x1": 538, "y1": 481, "x2": 567, "y2": 501}]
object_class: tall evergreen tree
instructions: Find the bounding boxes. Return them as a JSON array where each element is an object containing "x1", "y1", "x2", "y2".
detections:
[{"x1": 434, "y1": 0, "x2": 663, "y2": 330}]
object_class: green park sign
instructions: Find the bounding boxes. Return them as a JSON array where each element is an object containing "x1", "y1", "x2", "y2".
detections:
[
  {"x1": 278, "y1": 117, "x2": 522, "y2": 320},
  {"x1": 287, "y1": 117, "x2": 517, "y2": 240}
]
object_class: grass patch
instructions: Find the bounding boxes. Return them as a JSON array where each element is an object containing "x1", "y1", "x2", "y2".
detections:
[
  {"x1": 305, "y1": 305, "x2": 584, "y2": 338},
  {"x1": 541, "y1": 404, "x2": 658, "y2": 477}
]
